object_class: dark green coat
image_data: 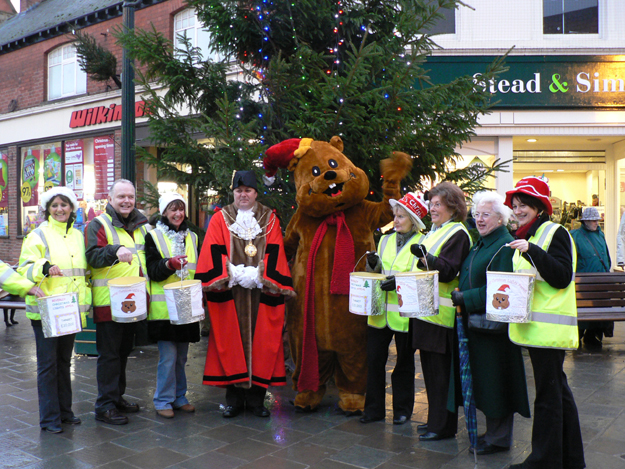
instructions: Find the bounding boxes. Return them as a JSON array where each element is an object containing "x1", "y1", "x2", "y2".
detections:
[
  {"x1": 456, "y1": 225, "x2": 530, "y2": 419},
  {"x1": 570, "y1": 224, "x2": 610, "y2": 273}
]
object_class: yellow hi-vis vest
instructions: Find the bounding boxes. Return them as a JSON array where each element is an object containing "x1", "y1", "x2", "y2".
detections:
[
  {"x1": 18, "y1": 217, "x2": 91, "y2": 325},
  {"x1": 416, "y1": 222, "x2": 471, "y2": 329},
  {"x1": 147, "y1": 228, "x2": 198, "y2": 320},
  {"x1": 0, "y1": 261, "x2": 34, "y2": 297},
  {"x1": 509, "y1": 221, "x2": 579, "y2": 350},
  {"x1": 90, "y1": 213, "x2": 150, "y2": 307},
  {"x1": 368, "y1": 231, "x2": 424, "y2": 332}
]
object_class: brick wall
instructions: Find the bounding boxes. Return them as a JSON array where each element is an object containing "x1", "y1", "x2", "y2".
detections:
[{"x1": 0, "y1": 0, "x2": 186, "y2": 116}]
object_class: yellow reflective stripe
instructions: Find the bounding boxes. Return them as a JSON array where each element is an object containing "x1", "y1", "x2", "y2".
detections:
[
  {"x1": 26, "y1": 305, "x2": 39, "y2": 313},
  {"x1": 33, "y1": 228, "x2": 51, "y2": 259},
  {"x1": 61, "y1": 268, "x2": 86, "y2": 277},
  {"x1": 135, "y1": 244, "x2": 144, "y2": 251},
  {"x1": 93, "y1": 279, "x2": 109, "y2": 287},
  {"x1": 186, "y1": 262, "x2": 197, "y2": 270},
  {"x1": 98, "y1": 215, "x2": 121, "y2": 244},
  {"x1": 439, "y1": 297, "x2": 453, "y2": 308},
  {"x1": 0, "y1": 269, "x2": 15, "y2": 284},
  {"x1": 428, "y1": 224, "x2": 464, "y2": 254},
  {"x1": 153, "y1": 229, "x2": 171, "y2": 258},
  {"x1": 26, "y1": 264, "x2": 36, "y2": 282},
  {"x1": 79, "y1": 305, "x2": 91, "y2": 313},
  {"x1": 531, "y1": 311, "x2": 577, "y2": 326},
  {"x1": 151, "y1": 294, "x2": 166, "y2": 302},
  {"x1": 387, "y1": 303, "x2": 400, "y2": 313}
]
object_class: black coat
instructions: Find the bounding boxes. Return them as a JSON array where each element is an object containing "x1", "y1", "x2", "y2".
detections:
[{"x1": 145, "y1": 219, "x2": 200, "y2": 344}]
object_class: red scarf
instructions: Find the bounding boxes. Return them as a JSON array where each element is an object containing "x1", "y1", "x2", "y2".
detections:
[
  {"x1": 515, "y1": 215, "x2": 540, "y2": 240},
  {"x1": 298, "y1": 212, "x2": 355, "y2": 392}
]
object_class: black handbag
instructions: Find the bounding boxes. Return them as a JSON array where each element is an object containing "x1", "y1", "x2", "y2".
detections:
[{"x1": 468, "y1": 313, "x2": 507, "y2": 334}]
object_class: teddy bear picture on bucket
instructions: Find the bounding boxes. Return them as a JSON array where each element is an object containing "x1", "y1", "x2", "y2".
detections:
[
  {"x1": 492, "y1": 284, "x2": 511, "y2": 310},
  {"x1": 263, "y1": 136, "x2": 412, "y2": 414}
]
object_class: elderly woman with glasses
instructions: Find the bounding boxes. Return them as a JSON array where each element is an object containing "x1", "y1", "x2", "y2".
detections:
[
  {"x1": 409, "y1": 182, "x2": 472, "y2": 441},
  {"x1": 450, "y1": 191, "x2": 530, "y2": 455}
]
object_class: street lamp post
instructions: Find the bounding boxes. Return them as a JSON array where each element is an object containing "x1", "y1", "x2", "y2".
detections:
[{"x1": 121, "y1": 0, "x2": 141, "y2": 183}]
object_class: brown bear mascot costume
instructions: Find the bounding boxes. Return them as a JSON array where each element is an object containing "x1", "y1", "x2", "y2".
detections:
[{"x1": 263, "y1": 136, "x2": 412, "y2": 413}]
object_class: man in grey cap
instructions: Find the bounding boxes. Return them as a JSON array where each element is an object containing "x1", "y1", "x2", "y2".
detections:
[{"x1": 571, "y1": 207, "x2": 613, "y2": 348}]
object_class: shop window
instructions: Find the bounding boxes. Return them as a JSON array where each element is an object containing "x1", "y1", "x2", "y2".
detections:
[
  {"x1": 48, "y1": 44, "x2": 87, "y2": 100},
  {"x1": 422, "y1": 6, "x2": 456, "y2": 35},
  {"x1": 0, "y1": 150, "x2": 8, "y2": 236},
  {"x1": 19, "y1": 138, "x2": 113, "y2": 236},
  {"x1": 174, "y1": 8, "x2": 223, "y2": 62},
  {"x1": 543, "y1": 0, "x2": 598, "y2": 34}
]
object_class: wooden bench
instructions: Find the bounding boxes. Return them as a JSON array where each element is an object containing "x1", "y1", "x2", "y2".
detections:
[{"x1": 574, "y1": 272, "x2": 625, "y2": 321}]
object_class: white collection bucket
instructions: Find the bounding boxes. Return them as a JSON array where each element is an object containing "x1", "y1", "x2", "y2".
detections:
[
  {"x1": 108, "y1": 277, "x2": 147, "y2": 323},
  {"x1": 486, "y1": 271, "x2": 536, "y2": 323},
  {"x1": 395, "y1": 271, "x2": 440, "y2": 318},
  {"x1": 163, "y1": 279, "x2": 205, "y2": 325},
  {"x1": 38, "y1": 291, "x2": 82, "y2": 338},
  {"x1": 349, "y1": 272, "x2": 386, "y2": 316}
]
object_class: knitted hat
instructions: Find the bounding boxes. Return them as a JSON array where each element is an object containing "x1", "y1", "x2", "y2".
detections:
[
  {"x1": 159, "y1": 192, "x2": 186, "y2": 214},
  {"x1": 580, "y1": 207, "x2": 601, "y2": 221},
  {"x1": 389, "y1": 192, "x2": 428, "y2": 230},
  {"x1": 39, "y1": 186, "x2": 79, "y2": 212},
  {"x1": 504, "y1": 176, "x2": 553, "y2": 215}
]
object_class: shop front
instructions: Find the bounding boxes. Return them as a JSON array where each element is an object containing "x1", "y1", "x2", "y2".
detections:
[
  {"x1": 426, "y1": 55, "x2": 625, "y2": 258},
  {"x1": 0, "y1": 93, "x2": 161, "y2": 262}
]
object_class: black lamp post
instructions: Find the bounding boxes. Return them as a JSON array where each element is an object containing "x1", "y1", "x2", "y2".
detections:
[{"x1": 121, "y1": 0, "x2": 141, "y2": 183}]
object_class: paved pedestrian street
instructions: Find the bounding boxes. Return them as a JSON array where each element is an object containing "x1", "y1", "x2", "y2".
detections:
[{"x1": 1, "y1": 322, "x2": 625, "y2": 469}]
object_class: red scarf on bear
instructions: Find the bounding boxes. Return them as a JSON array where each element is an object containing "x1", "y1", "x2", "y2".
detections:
[{"x1": 298, "y1": 211, "x2": 355, "y2": 392}]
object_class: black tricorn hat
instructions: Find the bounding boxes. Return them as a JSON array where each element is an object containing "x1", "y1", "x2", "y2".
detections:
[{"x1": 231, "y1": 170, "x2": 258, "y2": 191}]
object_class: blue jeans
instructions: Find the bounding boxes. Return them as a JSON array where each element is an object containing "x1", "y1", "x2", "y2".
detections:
[
  {"x1": 153, "y1": 340, "x2": 190, "y2": 410},
  {"x1": 32, "y1": 325, "x2": 76, "y2": 428}
]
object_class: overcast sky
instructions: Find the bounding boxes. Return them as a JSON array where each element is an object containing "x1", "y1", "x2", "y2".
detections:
[{"x1": 10, "y1": 0, "x2": 19, "y2": 12}]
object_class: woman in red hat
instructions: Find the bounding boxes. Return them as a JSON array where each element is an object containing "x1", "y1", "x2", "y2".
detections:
[
  {"x1": 359, "y1": 192, "x2": 427, "y2": 425},
  {"x1": 505, "y1": 176, "x2": 585, "y2": 469}
]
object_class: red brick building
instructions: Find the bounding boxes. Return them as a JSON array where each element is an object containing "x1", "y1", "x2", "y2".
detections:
[{"x1": 0, "y1": 0, "x2": 199, "y2": 263}]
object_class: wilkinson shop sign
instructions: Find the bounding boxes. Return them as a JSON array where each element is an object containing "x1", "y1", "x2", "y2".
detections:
[
  {"x1": 424, "y1": 56, "x2": 625, "y2": 109},
  {"x1": 69, "y1": 101, "x2": 146, "y2": 128}
]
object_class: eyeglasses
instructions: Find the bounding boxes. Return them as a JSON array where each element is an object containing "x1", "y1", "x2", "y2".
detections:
[
  {"x1": 474, "y1": 212, "x2": 493, "y2": 220},
  {"x1": 431, "y1": 202, "x2": 443, "y2": 209}
]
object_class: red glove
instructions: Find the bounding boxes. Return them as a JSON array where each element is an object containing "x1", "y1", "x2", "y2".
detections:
[{"x1": 167, "y1": 255, "x2": 187, "y2": 271}]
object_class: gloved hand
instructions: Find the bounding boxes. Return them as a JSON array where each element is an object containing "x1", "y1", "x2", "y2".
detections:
[
  {"x1": 410, "y1": 244, "x2": 428, "y2": 258},
  {"x1": 380, "y1": 276, "x2": 396, "y2": 291},
  {"x1": 366, "y1": 252, "x2": 382, "y2": 273},
  {"x1": 451, "y1": 290, "x2": 465, "y2": 308},
  {"x1": 239, "y1": 266, "x2": 260, "y2": 289},
  {"x1": 167, "y1": 255, "x2": 188, "y2": 271}
]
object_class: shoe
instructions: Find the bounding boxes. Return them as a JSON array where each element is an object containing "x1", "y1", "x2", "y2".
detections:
[
  {"x1": 95, "y1": 408, "x2": 129, "y2": 425},
  {"x1": 359, "y1": 415, "x2": 384, "y2": 424},
  {"x1": 174, "y1": 404, "x2": 195, "y2": 413},
  {"x1": 61, "y1": 416, "x2": 81, "y2": 425},
  {"x1": 419, "y1": 431, "x2": 454, "y2": 441},
  {"x1": 116, "y1": 398, "x2": 140, "y2": 413},
  {"x1": 222, "y1": 406, "x2": 242, "y2": 418},
  {"x1": 417, "y1": 423, "x2": 428, "y2": 433},
  {"x1": 251, "y1": 406, "x2": 270, "y2": 418},
  {"x1": 156, "y1": 409, "x2": 174, "y2": 419},
  {"x1": 10, "y1": 319, "x2": 18, "y2": 325},
  {"x1": 393, "y1": 415, "x2": 409, "y2": 425},
  {"x1": 468, "y1": 441, "x2": 510, "y2": 455},
  {"x1": 42, "y1": 426, "x2": 63, "y2": 434}
]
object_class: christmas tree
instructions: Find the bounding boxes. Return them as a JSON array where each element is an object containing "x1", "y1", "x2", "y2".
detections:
[{"x1": 113, "y1": 0, "x2": 507, "y2": 225}]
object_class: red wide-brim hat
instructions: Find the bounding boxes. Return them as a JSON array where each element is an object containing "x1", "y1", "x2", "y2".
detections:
[{"x1": 504, "y1": 176, "x2": 552, "y2": 215}]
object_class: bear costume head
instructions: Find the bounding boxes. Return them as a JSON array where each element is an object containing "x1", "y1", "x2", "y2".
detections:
[{"x1": 264, "y1": 137, "x2": 375, "y2": 218}]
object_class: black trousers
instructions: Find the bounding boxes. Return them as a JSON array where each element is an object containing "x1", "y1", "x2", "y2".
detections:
[
  {"x1": 363, "y1": 325, "x2": 416, "y2": 420},
  {"x1": 420, "y1": 348, "x2": 458, "y2": 436},
  {"x1": 226, "y1": 384, "x2": 266, "y2": 409},
  {"x1": 524, "y1": 347, "x2": 585, "y2": 469},
  {"x1": 95, "y1": 320, "x2": 137, "y2": 414}
]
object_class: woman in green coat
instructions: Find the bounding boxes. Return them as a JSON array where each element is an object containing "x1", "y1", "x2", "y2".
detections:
[{"x1": 450, "y1": 191, "x2": 530, "y2": 455}]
